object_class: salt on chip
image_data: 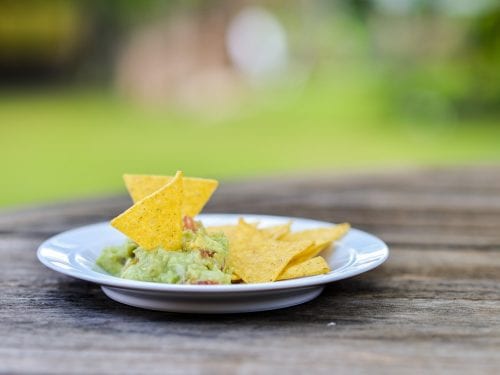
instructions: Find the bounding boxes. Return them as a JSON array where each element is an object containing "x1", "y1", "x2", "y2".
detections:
[
  {"x1": 278, "y1": 256, "x2": 330, "y2": 280},
  {"x1": 111, "y1": 171, "x2": 184, "y2": 250},
  {"x1": 228, "y1": 221, "x2": 313, "y2": 283},
  {"x1": 123, "y1": 174, "x2": 218, "y2": 217}
]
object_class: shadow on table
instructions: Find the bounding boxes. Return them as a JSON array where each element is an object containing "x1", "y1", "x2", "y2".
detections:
[{"x1": 41, "y1": 272, "x2": 390, "y2": 337}]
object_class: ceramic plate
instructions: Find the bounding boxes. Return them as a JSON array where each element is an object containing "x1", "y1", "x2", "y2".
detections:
[{"x1": 37, "y1": 214, "x2": 388, "y2": 313}]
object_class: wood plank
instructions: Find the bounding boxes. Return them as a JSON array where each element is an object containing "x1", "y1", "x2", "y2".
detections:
[{"x1": 1, "y1": 166, "x2": 499, "y2": 374}]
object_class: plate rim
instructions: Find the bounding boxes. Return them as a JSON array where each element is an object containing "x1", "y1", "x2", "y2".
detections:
[{"x1": 37, "y1": 213, "x2": 389, "y2": 293}]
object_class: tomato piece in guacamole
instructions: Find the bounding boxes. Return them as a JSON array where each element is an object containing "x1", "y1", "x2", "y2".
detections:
[{"x1": 96, "y1": 218, "x2": 231, "y2": 285}]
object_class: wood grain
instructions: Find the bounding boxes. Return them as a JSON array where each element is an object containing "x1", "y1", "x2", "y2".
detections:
[{"x1": 1, "y1": 166, "x2": 499, "y2": 374}]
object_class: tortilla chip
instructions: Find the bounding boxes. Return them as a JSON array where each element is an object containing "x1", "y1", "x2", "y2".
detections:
[
  {"x1": 228, "y1": 221, "x2": 313, "y2": 283},
  {"x1": 206, "y1": 224, "x2": 239, "y2": 237},
  {"x1": 123, "y1": 175, "x2": 166, "y2": 203},
  {"x1": 208, "y1": 222, "x2": 290, "y2": 242},
  {"x1": 278, "y1": 256, "x2": 330, "y2": 280},
  {"x1": 123, "y1": 174, "x2": 218, "y2": 217},
  {"x1": 209, "y1": 222, "x2": 286, "y2": 284},
  {"x1": 286, "y1": 241, "x2": 327, "y2": 267},
  {"x1": 111, "y1": 171, "x2": 184, "y2": 250},
  {"x1": 206, "y1": 220, "x2": 258, "y2": 239},
  {"x1": 283, "y1": 223, "x2": 349, "y2": 267},
  {"x1": 260, "y1": 222, "x2": 291, "y2": 240},
  {"x1": 283, "y1": 223, "x2": 350, "y2": 243}
]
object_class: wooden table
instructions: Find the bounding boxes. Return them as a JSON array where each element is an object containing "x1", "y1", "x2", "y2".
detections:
[{"x1": 1, "y1": 166, "x2": 499, "y2": 374}]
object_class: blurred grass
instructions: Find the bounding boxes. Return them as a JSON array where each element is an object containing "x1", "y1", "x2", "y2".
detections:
[{"x1": 1, "y1": 78, "x2": 500, "y2": 208}]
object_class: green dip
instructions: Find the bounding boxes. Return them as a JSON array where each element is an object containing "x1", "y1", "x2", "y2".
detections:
[{"x1": 96, "y1": 223, "x2": 231, "y2": 285}]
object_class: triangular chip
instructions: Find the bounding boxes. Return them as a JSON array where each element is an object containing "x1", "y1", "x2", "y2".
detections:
[
  {"x1": 228, "y1": 220, "x2": 313, "y2": 283},
  {"x1": 111, "y1": 171, "x2": 184, "y2": 250},
  {"x1": 283, "y1": 223, "x2": 350, "y2": 243},
  {"x1": 207, "y1": 222, "x2": 288, "y2": 240},
  {"x1": 123, "y1": 174, "x2": 218, "y2": 217},
  {"x1": 260, "y1": 222, "x2": 291, "y2": 240},
  {"x1": 278, "y1": 256, "x2": 330, "y2": 280},
  {"x1": 286, "y1": 241, "x2": 328, "y2": 268},
  {"x1": 206, "y1": 224, "x2": 239, "y2": 237},
  {"x1": 283, "y1": 223, "x2": 350, "y2": 267}
]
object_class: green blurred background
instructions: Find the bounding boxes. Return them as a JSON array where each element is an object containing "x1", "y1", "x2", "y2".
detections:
[{"x1": 1, "y1": 0, "x2": 499, "y2": 208}]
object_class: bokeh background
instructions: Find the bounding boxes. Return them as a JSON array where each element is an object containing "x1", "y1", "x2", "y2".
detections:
[{"x1": 1, "y1": 0, "x2": 499, "y2": 208}]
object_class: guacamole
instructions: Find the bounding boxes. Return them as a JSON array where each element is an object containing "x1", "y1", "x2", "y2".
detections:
[{"x1": 96, "y1": 219, "x2": 231, "y2": 285}]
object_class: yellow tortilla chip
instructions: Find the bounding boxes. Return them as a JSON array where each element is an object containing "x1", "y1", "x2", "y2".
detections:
[
  {"x1": 210, "y1": 222, "x2": 288, "y2": 283},
  {"x1": 123, "y1": 174, "x2": 218, "y2": 217},
  {"x1": 278, "y1": 256, "x2": 330, "y2": 280},
  {"x1": 287, "y1": 241, "x2": 329, "y2": 267},
  {"x1": 206, "y1": 224, "x2": 239, "y2": 237},
  {"x1": 260, "y1": 222, "x2": 291, "y2": 240},
  {"x1": 283, "y1": 223, "x2": 350, "y2": 267},
  {"x1": 111, "y1": 171, "x2": 184, "y2": 250},
  {"x1": 207, "y1": 222, "x2": 288, "y2": 240},
  {"x1": 283, "y1": 223, "x2": 350, "y2": 243},
  {"x1": 228, "y1": 221, "x2": 313, "y2": 283},
  {"x1": 206, "y1": 221, "x2": 260, "y2": 240}
]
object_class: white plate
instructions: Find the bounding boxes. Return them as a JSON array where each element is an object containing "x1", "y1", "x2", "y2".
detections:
[{"x1": 37, "y1": 214, "x2": 388, "y2": 313}]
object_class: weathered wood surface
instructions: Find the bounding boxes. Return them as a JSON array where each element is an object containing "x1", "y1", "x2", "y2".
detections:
[{"x1": 1, "y1": 166, "x2": 499, "y2": 374}]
